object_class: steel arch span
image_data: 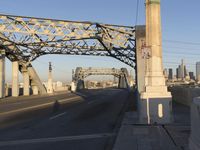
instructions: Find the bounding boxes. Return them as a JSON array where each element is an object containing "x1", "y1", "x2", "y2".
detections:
[{"x1": 0, "y1": 14, "x2": 136, "y2": 67}]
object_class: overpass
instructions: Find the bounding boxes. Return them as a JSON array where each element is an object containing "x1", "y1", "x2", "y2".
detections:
[{"x1": 72, "y1": 67, "x2": 130, "y2": 90}]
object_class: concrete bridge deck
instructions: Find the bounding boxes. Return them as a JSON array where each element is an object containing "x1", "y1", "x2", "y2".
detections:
[{"x1": 0, "y1": 88, "x2": 132, "y2": 150}]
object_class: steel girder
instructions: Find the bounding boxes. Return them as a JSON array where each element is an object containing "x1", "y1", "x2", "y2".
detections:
[{"x1": 0, "y1": 14, "x2": 136, "y2": 67}]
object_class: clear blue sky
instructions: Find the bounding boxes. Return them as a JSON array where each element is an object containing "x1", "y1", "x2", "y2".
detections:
[{"x1": 1, "y1": 0, "x2": 200, "y2": 82}]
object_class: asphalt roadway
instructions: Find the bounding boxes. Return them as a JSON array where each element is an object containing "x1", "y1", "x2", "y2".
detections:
[{"x1": 0, "y1": 88, "x2": 132, "y2": 150}]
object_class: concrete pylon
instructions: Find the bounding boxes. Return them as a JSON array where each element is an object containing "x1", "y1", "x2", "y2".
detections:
[
  {"x1": 12, "y1": 61, "x2": 19, "y2": 97},
  {"x1": 47, "y1": 62, "x2": 53, "y2": 94},
  {"x1": 0, "y1": 51, "x2": 5, "y2": 98},
  {"x1": 139, "y1": 0, "x2": 172, "y2": 124},
  {"x1": 118, "y1": 75, "x2": 128, "y2": 89},
  {"x1": 22, "y1": 69, "x2": 30, "y2": 96}
]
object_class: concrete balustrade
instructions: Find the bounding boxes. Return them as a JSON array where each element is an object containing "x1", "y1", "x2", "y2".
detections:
[{"x1": 189, "y1": 97, "x2": 200, "y2": 150}]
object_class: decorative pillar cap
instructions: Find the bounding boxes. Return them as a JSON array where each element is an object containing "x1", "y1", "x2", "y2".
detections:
[{"x1": 147, "y1": 0, "x2": 160, "y2": 4}]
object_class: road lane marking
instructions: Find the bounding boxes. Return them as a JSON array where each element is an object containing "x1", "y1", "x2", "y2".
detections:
[
  {"x1": 49, "y1": 112, "x2": 67, "y2": 120},
  {"x1": 0, "y1": 133, "x2": 116, "y2": 146},
  {"x1": 0, "y1": 96, "x2": 80, "y2": 116}
]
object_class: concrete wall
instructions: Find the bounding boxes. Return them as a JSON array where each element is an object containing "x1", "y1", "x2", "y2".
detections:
[
  {"x1": 170, "y1": 86, "x2": 200, "y2": 106},
  {"x1": 189, "y1": 97, "x2": 200, "y2": 150}
]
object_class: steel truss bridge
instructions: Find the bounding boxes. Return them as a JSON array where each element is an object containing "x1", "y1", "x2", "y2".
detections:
[
  {"x1": 73, "y1": 67, "x2": 129, "y2": 81},
  {"x1": 0, "y1": 14, "x2": 136, "y2": 68}
]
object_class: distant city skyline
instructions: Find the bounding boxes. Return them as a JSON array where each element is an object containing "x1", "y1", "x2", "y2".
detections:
[
  {"x1": 165, "y1": 59, "x2": 200, "y2": 81},
  {"x1": 165, "y1": 59, "x2": 200, "y2": 78}
]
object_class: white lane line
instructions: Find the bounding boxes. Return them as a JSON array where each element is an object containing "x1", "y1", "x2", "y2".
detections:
[
  {"x1": 0, "y1": 96, "x2": 80, "y2": 116},
  {"x1": 0, "y1": 133, "x2": 115, "y2": 146},
  {"x1": 49, "y1": 112, "x2": 67, "y2": 120},
  {"x1": 59, "y1": 96, "x2": 80, "y2": 103}
]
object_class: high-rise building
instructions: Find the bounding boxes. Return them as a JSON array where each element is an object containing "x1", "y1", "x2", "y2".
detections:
[
  {"x1": 196, "y1": 62, "x2": 200, "y2": 81},
  {"x1": 163, "y1": 68, "x2": 168, "y2": 79},
  {"x1": 180, "y1": 59, "x2": 186, "y2": 79},
  {"x1": 168, "y1": 68, "x2": 173, "y2": 80},
  {"x1": 176, "y1": 59, "x2": 187, "y2": 80},
  {"x1": 176, "y1": 68, "x2": 179, "y2": 79},
  {"x1": 176, "y1": 65, "x2": 182, "y2": 79},
  {"x1": 189, "y1": 72, "x2": 195, "y2": 80},
  {"x1": 184, "y1": 66, "x2": 187, "y2": 77}
]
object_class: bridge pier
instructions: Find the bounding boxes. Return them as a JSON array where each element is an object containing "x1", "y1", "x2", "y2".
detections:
[
  {"x1": 12, "y1": 61, "x2": 19, "y2": 97},
  {"x1": 22, "y1": 67, "x2": 30, "y2": 96},
  {"x1": 0, "y1": 51, "x2": 5, "y2": 98}
]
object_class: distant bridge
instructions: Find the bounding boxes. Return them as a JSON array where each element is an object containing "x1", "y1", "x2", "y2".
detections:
[{"x1": 73, "y1": 67, "x2": 130, "y2": 90}]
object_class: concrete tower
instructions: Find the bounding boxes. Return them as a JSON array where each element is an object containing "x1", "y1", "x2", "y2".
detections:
[
  {"x1": 139, "y1": 0, "x2": 172, "y2": 124},
  {"x1": 47, "y1": 62, "x2": 53, "y2": 94}
]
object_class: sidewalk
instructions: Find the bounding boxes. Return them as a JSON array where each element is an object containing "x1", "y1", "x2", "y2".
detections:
[{"x1": 113, "y1": 102, "x2": 190, "y2": 150}]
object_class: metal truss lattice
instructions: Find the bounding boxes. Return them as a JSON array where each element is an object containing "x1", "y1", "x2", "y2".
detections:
[{"x1": 0, "y1": 14, "x2": 135, "y2": 67}]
